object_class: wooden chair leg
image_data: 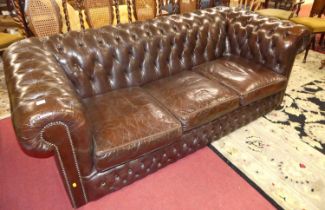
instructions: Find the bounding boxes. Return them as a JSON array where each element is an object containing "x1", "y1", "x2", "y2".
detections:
[
  {"x1": 303, "y1": 35, "x2": 315, "y2": 63},
  {"x1": 312, "y1": 35, "x2": 316, "y2": 50},
  {"x1": 320, "y1": 33, "x2": 324, "y2": 49}
]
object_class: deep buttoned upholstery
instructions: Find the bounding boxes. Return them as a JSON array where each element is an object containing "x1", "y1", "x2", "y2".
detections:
[
  {"x1": 3, "y1": 7, "x2": 310, "y2": 208},
  {"x1": 83, "y1": 87, "x2": 182, "y2": 171},
  {"x1": 144, "y1": 71, "x2": 240, "y2": 131}
]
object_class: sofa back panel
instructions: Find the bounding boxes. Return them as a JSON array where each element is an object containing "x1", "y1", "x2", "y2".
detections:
[
  {"x1": 221, "y1": 9, "x2": 309, "y2": 77},
  {"x1": 42, "y1": 8, "x2": 226, "y2": 98}
]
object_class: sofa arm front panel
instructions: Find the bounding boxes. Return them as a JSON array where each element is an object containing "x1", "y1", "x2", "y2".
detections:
[{"x1": 223, "y1": 9, "x2": 310, "y2": 77}]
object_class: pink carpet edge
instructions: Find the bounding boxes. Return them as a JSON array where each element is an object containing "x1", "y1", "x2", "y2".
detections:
[{"x1": 0, "y1": 117, "x2": 277, "y2": 210}]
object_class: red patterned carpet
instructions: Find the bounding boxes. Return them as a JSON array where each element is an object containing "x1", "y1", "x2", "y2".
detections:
[{"x1": 0, "y1": 118, "x2": 276, "y2": 210}]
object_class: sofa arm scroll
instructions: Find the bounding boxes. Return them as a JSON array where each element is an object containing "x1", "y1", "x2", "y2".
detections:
[{"x1": 3, "y1": 39, "x2": 93, "y2": 207}]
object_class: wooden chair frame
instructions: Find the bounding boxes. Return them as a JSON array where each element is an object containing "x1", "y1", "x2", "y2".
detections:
[
  {"x1": 179, "y1": 0, "x2": 200, "y2": 14},
  {"x1": 8, "y1": 0, "x2": 230, "y2": 36},
  {"x1": 24, "y1": 0, "x2": 62, "y2": 37},
  {"x1": 236, "y1": 0, "x2": 262, "y2": 11}
]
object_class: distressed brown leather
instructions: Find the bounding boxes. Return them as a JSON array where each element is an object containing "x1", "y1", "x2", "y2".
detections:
[
  {"x1": 144, "y1": 71, "x2": 240, "y2": 131},
  {"x1": 84, "y1": 92, "x2": 283, "y2": 201},
  {"x1": 218, "y1": 8, "x2": 310, "y2": 77},
  {"x1": 3, "y1": 7, "x2": 310, "y2": 208},
  {"x1": 83, "y1": 87, "x2": 182, "y2": 171},
  {"x1": 3, "y1": 39, "x2": 94, "y2": 176},
  {"x1": 194, "y1": 56, "x2": 288, "y2": 105}
]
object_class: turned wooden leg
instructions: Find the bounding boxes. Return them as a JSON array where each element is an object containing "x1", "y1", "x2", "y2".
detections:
[
  {"x1": 320, "y1": 33, "x2": 325, "y2": 49},
  {"x1": 312, "y1": 35, "x2": 316, "y2": 50},
  {"x1": 304, "y1": 34, "x2": 315, "y2": 63}
]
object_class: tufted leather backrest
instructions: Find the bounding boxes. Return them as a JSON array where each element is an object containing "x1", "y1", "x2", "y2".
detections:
[
  {"x1": 218, "y1": 8, "x2": 310, "y2": 77},
  {"x1": 40, "y1": 8, "x2": 226, "y2": 98}
]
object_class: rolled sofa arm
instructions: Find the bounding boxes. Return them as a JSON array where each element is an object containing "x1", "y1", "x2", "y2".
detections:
[
  {"x1": 3, "y1": 38, "x2": 93, "y2": 176},
  {"x1": 220, "y1": 8, "x2": 311, "y2": 78},
  {"x1": 4, "y1": 38, "x2": 92, "y2": 207}
]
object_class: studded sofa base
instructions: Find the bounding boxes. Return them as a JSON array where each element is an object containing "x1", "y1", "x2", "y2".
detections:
[{"x1": 83, "y1": 92, "x2": 283, "y2": 201}]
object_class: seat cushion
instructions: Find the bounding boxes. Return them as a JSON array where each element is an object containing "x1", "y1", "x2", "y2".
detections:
[
  {"x1": 290, "y1": 17, "x2": 325, "y2": 33},
  {"x1": 144, "y1": 71, "x2": 240, "y2": 131},
  {"x1": 194, "y1": 56, "x2": 287, "y2": 105},
  {"x1": 256, "y1": 9, "x2": 292, "y2": 20},
  {"x1": 0, "y1": 32, "x2": 23, "y2": 49},
  {"x1": 83, "y1": 87, "x2": 182, "y2": 171}
]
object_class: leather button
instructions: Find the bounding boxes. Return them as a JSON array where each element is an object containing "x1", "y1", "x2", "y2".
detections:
[
  {"x1": 128, "y1": 169, "x2": 133, "y2": 175},
  {"x1": 100, "y1": 181, "x2": 107, "y2": 187}
]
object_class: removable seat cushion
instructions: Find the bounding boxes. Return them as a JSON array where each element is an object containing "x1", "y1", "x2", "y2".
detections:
[
  {"x1": 256, "y1": 9, "x2": 292, "y2": 20},
  {"x1": 290, "y1": 17, "x2": 325, "y2": 33},
  {"x1": 83, "y1": 87, "x2": 182, "y2": 171},
  {"x1": 144, "y1": 71, "x2": 240, "y2": 131},
  {"x1": 194, "y1": 56, "x2": 287, "y2": 105},
  {"x1": 0, "y1": 32, "x2": 23, "y2": 49}
]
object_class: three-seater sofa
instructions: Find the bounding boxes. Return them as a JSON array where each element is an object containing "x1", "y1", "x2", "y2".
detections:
[{"x1": 3, "y1": 6, "x2": 310, "y2": 208}]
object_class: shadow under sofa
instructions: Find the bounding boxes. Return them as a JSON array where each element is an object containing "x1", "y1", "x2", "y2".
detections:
[{"x1": 3, "y1": 6, "x2": 310, "y2": 208}]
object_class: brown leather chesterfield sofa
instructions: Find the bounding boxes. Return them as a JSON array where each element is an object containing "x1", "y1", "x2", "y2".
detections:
[{"x1": 3, "y1": 7, "x2": 310, "y2": 208}]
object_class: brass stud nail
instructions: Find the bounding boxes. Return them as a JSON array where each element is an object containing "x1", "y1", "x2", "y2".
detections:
[{"x1": 72, "y1": 182, "x2": 77, "y2": 188}]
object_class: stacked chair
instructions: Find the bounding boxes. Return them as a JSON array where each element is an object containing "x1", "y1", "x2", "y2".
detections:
[
  {"x1": 6, "y1": 0, "x2": 224, "y2": 38},
  {"x1": 133, "y1": 0, "x2": 157, "y2": 21},
  {"x1": 179, "y1": 0, "x2": 199, "y2": 14},
  {"x1": 256, "y1": 0, "x2": 304, "y2": 20},
  {"x1": 233, "y1": 0, "x2": 262, "y2": 11},
  {"x1": 0, "y1": 3, "x2": 23, "y2": 52},
  {"x1": 290, "y1": 0, "x2": 325, "y2": 62},
  {"x1": 84, "y1": 0, "x2": 114, "y2": 28},
  {"x1": 24, "y1": 0, "x2": 62, "y2": 37}
]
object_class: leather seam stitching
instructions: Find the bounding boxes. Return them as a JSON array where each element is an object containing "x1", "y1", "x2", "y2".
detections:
[
  {"x1": 95, "y1": 126, "x2": 181, "y2": 158},
  {"x1": 239, "y1": 79, "x2": 287, "y2": 97}
]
